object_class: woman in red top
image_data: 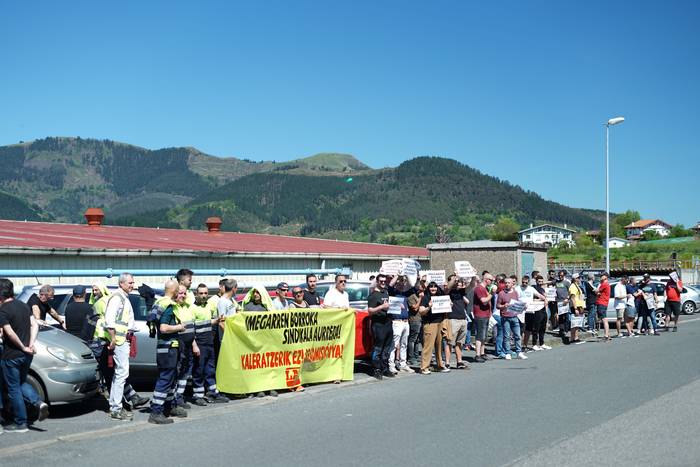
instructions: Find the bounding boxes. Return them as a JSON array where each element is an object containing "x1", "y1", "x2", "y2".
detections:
[{"x1": 665, "y1": 275, "x2": 683, "y2": 332}]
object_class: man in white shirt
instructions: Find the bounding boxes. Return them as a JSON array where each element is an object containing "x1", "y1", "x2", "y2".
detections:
[
  {"x1": 517, "y1": 274, "x2": 545, "y2": 350},
  {"x1": 323, "y1": 275, "x2": 350, "y2": 309},
  {"x1": 216, "y1": 278, "x2": 238, "y2": 340},
  {"x1": 271, "y1": 282, "x2": 290, "y2": 310},
  {"x1": 613, "y1": 276, "x2": 628, "y2": 338},
  {"x1": 105, "y1": 272, "x2": 135, "y2": 421}
]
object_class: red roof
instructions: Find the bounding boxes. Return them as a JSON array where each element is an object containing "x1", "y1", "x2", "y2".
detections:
[{"x1": 0, "y1": 219, "x2": 427, "y2": 258}]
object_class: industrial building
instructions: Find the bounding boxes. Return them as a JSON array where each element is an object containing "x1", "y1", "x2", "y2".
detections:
[{"x1": 0, "y1": 215, "x2": 428, "y2": 287}]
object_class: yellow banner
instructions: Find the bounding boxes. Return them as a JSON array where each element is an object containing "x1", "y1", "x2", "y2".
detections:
[{"x1": 216, "y1": 309, "x2": 355, "y2": 394}]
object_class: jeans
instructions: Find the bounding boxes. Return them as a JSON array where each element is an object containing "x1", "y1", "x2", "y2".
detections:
[
  {"x1": 465, "y1": 320, "x2": 472, "y2": 346},
  {"x1": 109, "y1": 341, "x2": 130, "y2": 413},
  {"x1": 371, "y1": 321, "x2": 394, "y2": 372},
  {"x1": 1, "y1": 355, "x2": 41, "y2": 426},
  {"x1": 493, "y1": 314, "x2": 505, "y2": 356},
  {"x1": 587, "y1": 305, "x2": 596, "y2": 330},
  {"x1": 388, "y1": 320, "x2": 409, "y2": 371},
  {"x1": 407, "y1": 320, "x2": 422, "y2": 363},
  {"x1": 502, "y1": 316, "x2": 522, "y2": 354},
  {"x1": 639, "y1": 306, "x2": 658, "y2": 332}
]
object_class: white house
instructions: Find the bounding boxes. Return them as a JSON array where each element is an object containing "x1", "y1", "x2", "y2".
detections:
[
  {"x1": 606, "y1": 237, "x2": 630, "y2": 249},
  {"x1": 518, "y1": 223, "x2": 576, "y2": 247},
  {"x1": 624, "y1": 219, "x2": 671, "y2": 239}
]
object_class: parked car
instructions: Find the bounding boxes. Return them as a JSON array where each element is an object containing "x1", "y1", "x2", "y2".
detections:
[
  {"x1": 18, "y1": 284, "x2": 157, "y2": 380},
  {"x1": 3, "y1": 285, "x2": 99, "y2": 406}
]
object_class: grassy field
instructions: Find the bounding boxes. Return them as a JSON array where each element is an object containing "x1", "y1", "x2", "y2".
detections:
[{"x1": 549, "y1": 237, "x2": 700, "y2": 263}]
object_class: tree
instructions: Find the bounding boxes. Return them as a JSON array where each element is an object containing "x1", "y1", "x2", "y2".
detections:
[
  {"x1": 490, "y1": 216, "x2": 520, "y2": 241},
  {"x1": 669, "y1": 224, "x2": 691, "y2": 238},
  {"x1": 641, "y1": 230, "x2": 661, "y2": 241}
]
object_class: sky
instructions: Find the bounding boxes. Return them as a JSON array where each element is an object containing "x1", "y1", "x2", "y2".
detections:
[{"x1": 1, "y1": 0, "x2": 698, "y2": 226}]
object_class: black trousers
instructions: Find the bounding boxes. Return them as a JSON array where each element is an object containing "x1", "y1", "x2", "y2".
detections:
[
  {"x1": 371, "y1": 320, "x2": 394, "y2": 372},
  {"x1": 532, "y1": 309, "x2": 547, "y2": 346}
]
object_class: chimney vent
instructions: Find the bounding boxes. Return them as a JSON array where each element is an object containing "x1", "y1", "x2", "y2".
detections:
[
  {"x1": 84, "y1": 208, "x2": 105, "y2": 226},
  {"x1": 206, "y1": 216, "x2": 222, "y2": 232}
]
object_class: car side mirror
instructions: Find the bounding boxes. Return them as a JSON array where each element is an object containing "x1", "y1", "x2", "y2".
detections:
[{"x1": 682, "y1": 288, "x2": 687, "y2": 293}]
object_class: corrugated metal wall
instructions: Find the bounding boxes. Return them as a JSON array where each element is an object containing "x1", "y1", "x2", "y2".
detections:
[{"x1": 3, "y1": 253, "x2": 428, "y2": 287}]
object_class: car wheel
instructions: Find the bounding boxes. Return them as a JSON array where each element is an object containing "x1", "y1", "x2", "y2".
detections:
[
  {"x1": 655, "y1": 311, "x2": 666, "y2": 328},
  {"x1": 682, "y1": 301, "x2": 696, "y2": 315},
  {"x1": 26, "y1": 373, "x2": 47, "y2": 404}
]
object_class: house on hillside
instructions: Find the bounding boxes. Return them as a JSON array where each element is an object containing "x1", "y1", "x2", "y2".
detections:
[
  {"x1": 691, "y1": 221, "x2": 700, "y2": 235},
  {"x1": 606, "y1": 237, "x2": 630, "y2": 249},
  {"x1": 624, "y1": 219, "x2": 671, "y2": 240},
  {"x1": 518, "y1": 223, "x2": 576, "y2": 247}
]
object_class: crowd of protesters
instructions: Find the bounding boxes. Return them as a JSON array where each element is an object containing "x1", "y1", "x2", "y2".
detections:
[{"x1": 0, "y1": 267, "x2": 686, "y2": 430}]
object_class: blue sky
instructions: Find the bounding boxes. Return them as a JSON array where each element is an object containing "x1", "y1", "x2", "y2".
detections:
[{"x1": 1, "y1": 0, "x2": 698, "y2": 226}]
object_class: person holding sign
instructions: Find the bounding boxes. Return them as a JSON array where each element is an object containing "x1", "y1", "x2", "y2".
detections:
[
  {"x1": 554, "y1": 271, "x2": 571, "y2": 343},
  {"x1": 418, "y1": 282, "x2": 450, "y2": 374},
  {"x1": 637, "y1": 274, "x2": 658, "y2": 335},
  {"x1": 387, "y1": 275, "x2": 416, "y2": 374},
  {"x1": 367, "y1": 274, "x2": 394, "y2": 379},
  {"x1": 568, "y1": 274, "x2": 585, "y2": 343},
  {"x1": 445, "y1": 274, "x2": 469, "y2": 369},
  {"x1": 613, "y1": 277, "x2": 628, "y2": 338},
  {"x1": 530, "y1": 275, "x2": 551, "y2": 350},
  {"x1": 497, "y1": 278, "x2": 527, "y2": 360},
  {"x1": 517, "y1": 275, "x2": 546, "y2": 350},
  {"x1": 472, "y1": 274, "x2": 495, "y2": 363}
]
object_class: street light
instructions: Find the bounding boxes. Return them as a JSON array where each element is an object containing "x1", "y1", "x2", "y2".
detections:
[{"x1": 605, "y1": 116, "x2": 624, "y2": 274}]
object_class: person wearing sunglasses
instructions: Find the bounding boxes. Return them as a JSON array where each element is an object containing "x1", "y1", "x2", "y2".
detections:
[
  {"x1": 272, "y1": 282, "x2": 290, "y2": 310},
  {"x1": 289, "y1": 287, "x2": 309, "y2": 309},
  {"x1": 322, "y1": 274, "x2": 350, "y2": 309}
]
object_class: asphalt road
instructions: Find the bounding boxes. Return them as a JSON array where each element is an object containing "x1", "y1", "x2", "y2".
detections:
[{"x1": 2, "y1": 317, "x2": 700, "y2": 467}]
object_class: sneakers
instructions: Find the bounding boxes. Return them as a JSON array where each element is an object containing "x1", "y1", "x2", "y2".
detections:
[
  {"x1": 37, "y1": 402, "x2": 49, "y2": 422},
  {"x1": 4, "y1": 423, "x2": 29, "y2": 433},
  {"x1": 130, "y1": 395, "x2": 150, "y2": 409},
  {"x1": 255, "y1": 392, "x2": 266, "y2": 397},
  {"x1": 420, "y1": 368, "x2": 431, "y2": 375},
  {"x1": 456, "y1": 361, "x2": 467, "y2": 369},
  {"x1": 383, "y1": 371, "x2": 396, "y2": 378},
  {"x1": 517, "y1": 352, "x2": 528, "y2": 360},
  {"x1": 541, "y1": 344, "x2": 552, "y2": 350},
  {"x1": 399, "y1": 366, "x2": 415, "y2": 373},
  {"x1": 148, "y1": 412, "x2": 173, "y2": 425},
  {"x1": 621, "y1": 334, "x2": 627, "y2": 339},
  {"x1": 474, "y1": 356, "x2": 486, "y2": 363},
  {"x1": 193, "y1": 397, "x2": 208, "y2": 406},
  {"x1": 268, "y1": 390, "x2": 279, "y2": 397},
  {"x1": 292, "y1": 385, "x2": 306, "y2": 392},
  {"x1": 673, "y1": 327, "x2": 678, "y2": 332},
  {"x1": 438, "y1": 366, "x2": 451, "y2": 373},
  {"x1": 109, "y1": 409, "x2": 133, "y2": 421},
  {"x1": 504, "y1": 354, "x2": 512, "y2": 360},
  {"x1": 532, "y1": 345, "x2": 542, "y2": 351},
  {"x1": 169, "y1": 406, "x2": 188, "y2": 418},
  {"x1": 373, "y1": 369, "x2": 383, "y2": 380}
]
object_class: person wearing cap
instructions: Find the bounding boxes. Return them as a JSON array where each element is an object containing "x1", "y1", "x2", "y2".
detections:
[
  {"x1": 272, "y1": 283, "x2": 290, "y2": 310},
  {"x1": 64, "y1": 285, "x2": 93, "y2": 339},
  {"x1": 289, "y1": 287, "x2": 309, "y2": 308},
  {"x1": 568, "y1": 273, "x2": 585, "y2": 343}
]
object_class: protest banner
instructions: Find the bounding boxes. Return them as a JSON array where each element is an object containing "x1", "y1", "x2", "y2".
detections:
[
  {"x1": 455, "y1": 261, "x2": 477, "y2": 278},
  {"x1": 380, "y1": 260, "x2": 402, "y2": 275},
  {"x1": 430, "y1": 296, "x2": 452, "y2": 313},
  {"x1": 557, "y1": 302, "x2": 571, "y2": 315},
  {"x1": 507, "y1": 300, "x2": 527, "y2": 315},
  {"x1": 388, "y1": 296, "x2": 406, "y2": 315},
  {"x1": 571, "y1": 315, "x2": 585, "y2": 329},
  {"x1": 423, "y1": 270, "x2": 446, "y2": 285},
  {"x1": 216, "y1": 309, "x2": 355, "y2": 394}
]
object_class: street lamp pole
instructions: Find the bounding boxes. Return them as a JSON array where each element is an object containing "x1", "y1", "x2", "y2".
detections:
[{"x1": 605, "y1": 116, "x2": 624, "y2": 273}]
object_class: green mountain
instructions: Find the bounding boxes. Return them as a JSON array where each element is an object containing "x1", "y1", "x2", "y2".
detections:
[{"x1": 0, "y1": 137, "x2": 606, "y2": 245}]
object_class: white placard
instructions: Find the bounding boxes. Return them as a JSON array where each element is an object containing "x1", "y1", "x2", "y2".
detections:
[
  {"x1": 423, "y1": 270, "x2": 446, "y2": 285},
  {"x1": 430, "y1": 296, "x2": 452, "y2": 313},
  {"x1": 571, "y1": 315, "x2": 585, "y2": 328},
  {"x1": 557, "y1": 302, "x2": 570, "y2": 316},
  {"x1": 670, "y1": 271, "x2": 679, "y2": 282},
  {"x1": 645, "y1": 295, "x2": 656, "y2": 310},
  {"x1": 401, "y1": 258, "x2": 418, "y2": 276},
  {"x1": 526, "y1": 300, "x2": 545, "y2": 313},
  {"x1": 507, "y1": 300, "x2": 527, "y2": 314},
  {"x1": 380, "y1": 260, "x2": 402, "y2": 275},
  {"x1": 387, "y1": 296, "x2": 406, "y2": 315},
  {"x1": 455, "y1": 261, "x2": 477, "y2": 278},
  {"x1": 546, "y1": 288, "x2": 557, "y2": 301}
]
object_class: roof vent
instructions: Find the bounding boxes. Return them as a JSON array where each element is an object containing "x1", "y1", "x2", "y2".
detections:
[
  {"x1": 205, "y1": 216, "x2": 222, "y2": 232},
  {"x1": 84, "y1": 208, "x2": 105, "y2": 226}
]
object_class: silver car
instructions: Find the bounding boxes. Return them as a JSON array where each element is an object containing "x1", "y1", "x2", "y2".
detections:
[{"x1": 604, "y1": 280, "x2": 700, "y2": 327}]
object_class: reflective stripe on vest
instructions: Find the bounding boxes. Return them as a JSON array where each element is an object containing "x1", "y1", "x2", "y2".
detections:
[
  {"x1": 173, "y1": 303, "x2": 195, "y2": 336},
  {"x1": 108, "y1": 294, "x2": 131, "y2": 345}
]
